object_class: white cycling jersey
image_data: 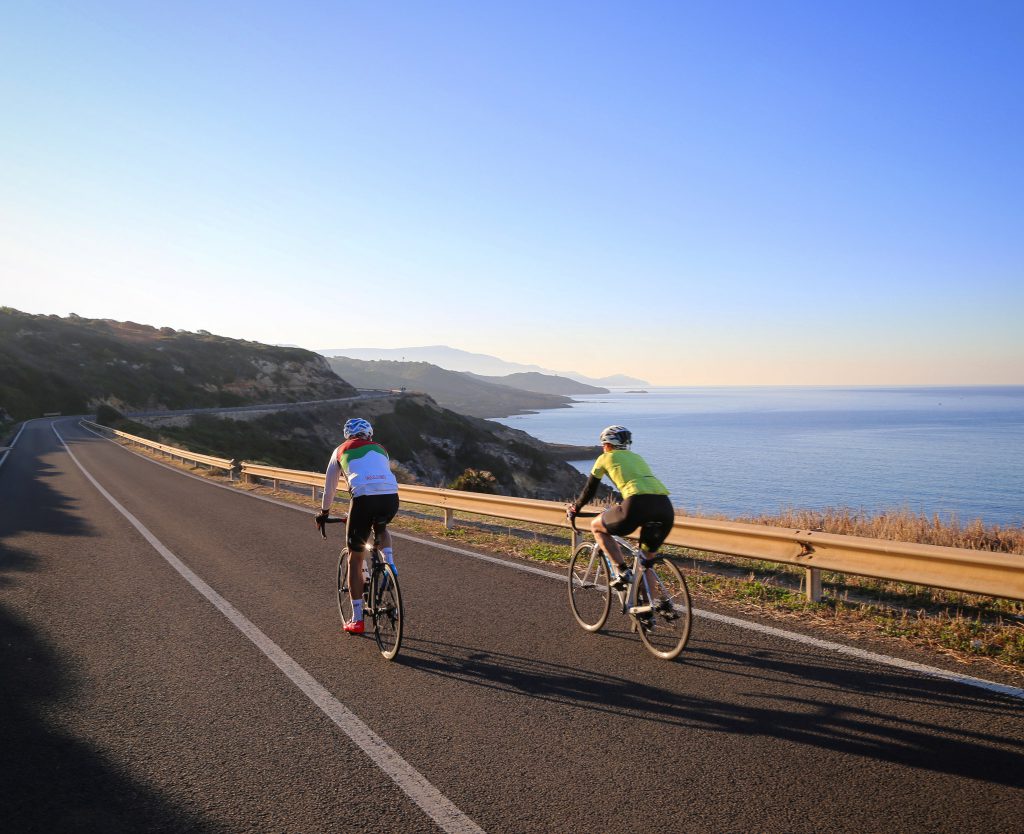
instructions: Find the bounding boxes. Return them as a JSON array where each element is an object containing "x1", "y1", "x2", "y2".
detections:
[{"x1": 321, "y1": 438, "x2": 399, "y2": 508}]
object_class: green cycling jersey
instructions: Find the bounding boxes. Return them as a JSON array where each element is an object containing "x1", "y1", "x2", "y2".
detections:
[{"x1": 590, "y1": 449, "x2": 669, "y2": 499}]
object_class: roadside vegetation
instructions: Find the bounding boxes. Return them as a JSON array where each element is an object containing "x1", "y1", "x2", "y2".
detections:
[
  {"x1": 0, "y1": 308, "x2": 353, "y2": 421},
  {"x1": 107, "y1": 432, "x2": 1024, "y2": 679}
]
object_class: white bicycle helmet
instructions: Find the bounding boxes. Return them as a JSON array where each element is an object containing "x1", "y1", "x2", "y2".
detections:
[
  {"x1": 599, "y1": 425, "x2": 632, "y2": 448},
  {"x1": 343, "y1": 417, "x2": 373, "y2": 439}
]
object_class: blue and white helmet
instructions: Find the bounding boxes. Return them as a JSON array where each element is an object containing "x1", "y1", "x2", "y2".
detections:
[
  {"x1": 343, "y1": 417, "x2": 373, "y2": 440},
  {"x1": 599, "y1": 425, "x2": 632, "y2": 448}
]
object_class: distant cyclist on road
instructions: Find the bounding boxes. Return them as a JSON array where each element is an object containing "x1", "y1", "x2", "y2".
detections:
[
  {"x1": 567, "y1": 425, "x2": 675, "y2": 591},
  {"x1": 314, "y1": 418, "x2": 399, "y2": 634}
]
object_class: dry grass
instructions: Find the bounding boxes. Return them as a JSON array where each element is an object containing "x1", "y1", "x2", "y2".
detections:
[{"x1": 741, "y1": 506, "x2": 1024, "y2": 554}]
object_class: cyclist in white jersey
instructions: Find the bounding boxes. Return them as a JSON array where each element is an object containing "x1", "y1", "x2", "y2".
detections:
[{"x1": 315, "y1": 418, "x2": 399, "y2": 634}]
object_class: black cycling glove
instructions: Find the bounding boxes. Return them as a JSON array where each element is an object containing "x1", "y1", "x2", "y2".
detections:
[{"x1": 314, "y1": 508, "x2": 329, "y2": 536}]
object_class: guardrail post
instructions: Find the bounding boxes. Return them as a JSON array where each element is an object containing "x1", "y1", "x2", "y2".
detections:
[
  {"x1": 312, "y1": 486, "x2": 318, "y2": 501},
  {"x1": 443, "y1": 508, "x2": 454, "y2": 529},
  {"x1": 804, "y1": 568, "x2": 822, "y2": 602},
  {"x1": 229, "y1": 460, "x2": 240, "y2": 482},
  {"x1": 571, "y1": 530, "x2": 579, "y2": 551}
]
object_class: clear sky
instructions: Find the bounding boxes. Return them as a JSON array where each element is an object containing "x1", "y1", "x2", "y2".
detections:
[{"x1": 2, "y1": 1, "x2": 1021, "y2": 385}]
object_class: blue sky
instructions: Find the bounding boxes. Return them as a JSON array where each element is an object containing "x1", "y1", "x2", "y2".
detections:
[{"x1": 2, "y1": 1, "x2": 1021, "y2": 385}]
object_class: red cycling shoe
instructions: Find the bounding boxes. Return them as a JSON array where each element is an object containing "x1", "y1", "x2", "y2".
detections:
[{"x1": 343, "y1": 619, "x2": 365, "y2": 634}]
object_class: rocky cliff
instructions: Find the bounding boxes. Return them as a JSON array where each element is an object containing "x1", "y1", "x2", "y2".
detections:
[{"x1": 109, "y1": 393, "x2": 600, "y2": 501}]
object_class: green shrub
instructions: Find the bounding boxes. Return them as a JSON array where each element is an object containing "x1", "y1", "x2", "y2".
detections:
[{"x1": 449, "y1": 468, "x2": 498, "y2": 493}]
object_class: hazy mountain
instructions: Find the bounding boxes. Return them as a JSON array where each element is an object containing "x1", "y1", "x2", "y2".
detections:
[
  {"x1": 0, "y1": 308, "x2": 355, "y2": 420},
  {"x1": 318, "y1": 345, "x2": 649, "y2": 387},
  {"x1": 326, "y1": 357, "x2": 573, "y2": 417},
  {"x1": 467, "y1": 372, "x2": 608, "y2": 396}
]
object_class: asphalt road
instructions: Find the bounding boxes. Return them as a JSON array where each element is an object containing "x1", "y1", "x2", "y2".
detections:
[{"x1": 2, "y1": 418, "x2": 1022, "y2": 833}]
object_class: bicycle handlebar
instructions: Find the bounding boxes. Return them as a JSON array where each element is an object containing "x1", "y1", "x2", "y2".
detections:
[
  {"x1": 316, "y1": 514, "x2": 348, "y2": 538},
  {"x1": 566, "y1": 508, "x2": 598, "y2": 532}
]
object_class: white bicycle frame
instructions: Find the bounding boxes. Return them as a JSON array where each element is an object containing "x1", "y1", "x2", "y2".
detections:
[{"x1": 586, "y1": 535, "x2": 668, "y2": 630}]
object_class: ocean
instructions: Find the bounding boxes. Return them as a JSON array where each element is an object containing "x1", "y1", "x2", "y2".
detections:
[{"x1": 495, "y1": 386, "x2": 1024, "y2": 528}]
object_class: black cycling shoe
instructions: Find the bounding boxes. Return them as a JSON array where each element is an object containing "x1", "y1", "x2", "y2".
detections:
[
  {"x1": 610, "y1": 569, "x2": 632, "y2": 591},
  {"x1": 656, "y1": 598, "x2": 678, "y2": 620}
]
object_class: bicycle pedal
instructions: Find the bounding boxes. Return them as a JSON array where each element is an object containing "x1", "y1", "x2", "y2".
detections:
[{"x1": 628, "y1": 604, "x2": 653, "y2": 615}]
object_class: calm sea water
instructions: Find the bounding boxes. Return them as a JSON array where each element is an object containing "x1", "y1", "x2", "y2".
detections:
[{"x1": 496, "y1": 387, "x2": 1024, "y2": 527}]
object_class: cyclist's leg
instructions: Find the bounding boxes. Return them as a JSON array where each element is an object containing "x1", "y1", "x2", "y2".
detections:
[
  {"x1": 369, "y1": 493, "x2": 400, "y2": 569},
  {"x1": 345, "y1": 497, "x2": 374, "y2": 619},
  {"x1": 637, "y1": 496, "x2": 677, "y2": 602},
  {"x1": 592, "y1": 507, "x2": 628, "y2": 572},
  {"x1": 597, "y1": 499, "x2": 651, "y2": 585}
]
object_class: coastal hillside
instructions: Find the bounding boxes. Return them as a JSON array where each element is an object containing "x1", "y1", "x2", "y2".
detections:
[
  {"x1": 319, "y1": 344, "x2": 650, "y2": 387},
  {"x1": 467, "y1": 371, "x2": 608, "y2": 396},
  {"x1": 105, "y1": 393, "x2": 600, "y2": 500},
  {"x1": 0, "y1": 308, "x2": 355, "y2": 420},
  {"x1": 326, "y1": 356, "x2": 574, "y2": 417}
]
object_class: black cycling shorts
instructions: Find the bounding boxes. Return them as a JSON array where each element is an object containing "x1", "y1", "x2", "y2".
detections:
[
  {"x1": 601, "y1": 494, "x2": 675, "y2": 552},
  {"x1": 347, "y1": 492, "x2": 399, "y2": 553}
]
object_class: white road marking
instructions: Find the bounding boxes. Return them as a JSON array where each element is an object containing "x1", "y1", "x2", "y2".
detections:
[
  {"x1": 79, "y1": 419, "x2": 1024, "y2": 702},
  {"x1": 54, "y1": 423, "x2": 486, "y2": 834},
  {"x1": 0, "y1": 420, "x2": 27, "y2": 470},
  {"x1": 398, "y1": 533, "x2": 1024, "y2": 701}
]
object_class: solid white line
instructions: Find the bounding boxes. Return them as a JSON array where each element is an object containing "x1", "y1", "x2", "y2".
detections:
[
  {"x1": 0, "y1": 420, "x2": 27, "y2": 470},
  {"x1": 694, "y1": 609, "x2": 1024, "y2": 700},
  {"x1": 79, "y1": 419, "x2": 1024, "y2": 702},
  {"x1": 394, "y1": 533, "x2": 1024, "y2": 702},
  {"x1": 53, "y1": 424, "x2": 485, "y2": 834}
]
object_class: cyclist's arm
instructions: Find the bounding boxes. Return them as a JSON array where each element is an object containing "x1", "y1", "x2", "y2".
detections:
[
  {"x1": 572, "y1": 474, "x2": 602, "y2": 514},
  {"x1": 321, "y1": 453, "x2": 348, "y2": 512}
]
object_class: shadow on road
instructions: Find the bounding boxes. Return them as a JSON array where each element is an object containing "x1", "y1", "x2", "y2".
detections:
[
  {"x1": 0, "y1": 427, "x2": 219, "y2": 832},
  {"x1": 0, "y1": 565, "x2": 220, "y2": 832},
  {"x1": 398, "y1": 635, "x2": 1024, "y2": 789}
]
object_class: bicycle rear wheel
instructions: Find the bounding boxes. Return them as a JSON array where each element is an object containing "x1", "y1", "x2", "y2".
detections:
[
  {"x1": 371, "y1": 562, "x2": 403, "y2": 660},
  {"x1": 636, "y1": 558, "x2": 692, "y2": 660},
  {"x1": 337, "y1": 548, "x2": 354, "y2": 625},
  {"x1": 568, "y1": 543, "x2": 611, "y2": 632}
]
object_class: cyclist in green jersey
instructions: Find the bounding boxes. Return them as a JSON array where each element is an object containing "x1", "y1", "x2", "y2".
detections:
[{"x1": 567, "y1": 425, "x2": 675, "y2": 590}]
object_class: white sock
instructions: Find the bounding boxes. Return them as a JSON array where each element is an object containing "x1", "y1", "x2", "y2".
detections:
[{"x1": 352, "y1": 599, "x2": 363, "y2": 620}]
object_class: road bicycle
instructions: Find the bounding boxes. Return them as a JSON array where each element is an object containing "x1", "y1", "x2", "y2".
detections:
[
  {"x1": 567, "y1": 511, "x2": 692, "y2": 660},
  {"x1": 317, "y1": 515, "x2": 403, "y2": 660}
]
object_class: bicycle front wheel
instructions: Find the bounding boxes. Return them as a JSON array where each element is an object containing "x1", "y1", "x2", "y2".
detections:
[
  {"x1": 337, "y1": 548, "x2": 354, "y2": 625},
  {"x1": 568, "y1": 543, "x2": 611, "y2": 632},
  {"x1": 636, "y1": 558, "x2": 692, "y2": 660},
  {"x1": 371, "y1": 562, "x2": 403, "y2": 660}
]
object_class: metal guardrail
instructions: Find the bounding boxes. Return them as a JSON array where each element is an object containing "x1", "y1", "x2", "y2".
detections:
[
  {"x1": 83, "y1": 420, "x2": 237, "y2": 477},
  {"x1": 89, "y1": 423, "x2": 1024, "y2": 602},
  {"x1": 241, "y1": 462, "x2": 321, "y2": 497},
  {"x1": 238, "y1": 462, "x2": 1024, "y2": 603}
]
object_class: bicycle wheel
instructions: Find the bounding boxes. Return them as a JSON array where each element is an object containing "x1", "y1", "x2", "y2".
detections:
[
  {"x1": 568, "y1": 543, "x2": 611, "y2": 632},
  {"x1": 337, "y1": 548, "x2": 354, "y2": 624},
  {"x1": 636, "y1": 558, "x2": 692, "y2": 660},
  {"x1": 371, "y1": 562, "x2": 403, "y2": 660}
]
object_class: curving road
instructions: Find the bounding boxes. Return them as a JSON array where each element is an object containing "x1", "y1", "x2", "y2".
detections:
[{"x1": 2, "y1": 418, "x2": 1022, "y2": 833}]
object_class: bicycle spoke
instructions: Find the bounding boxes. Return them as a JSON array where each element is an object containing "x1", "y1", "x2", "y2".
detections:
[
  {"x1": 568, "y1": 543, "x2": 611, "y2": 632},
  {"x1": 372, "y1": 563, "x2": 403, "y2": 660},
  {"x1": 336, "y1": 549, "x2": 354, "y2": 625},
  {"x1": 636, "y1": 558, "x2": 692, "y2": 660}
]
